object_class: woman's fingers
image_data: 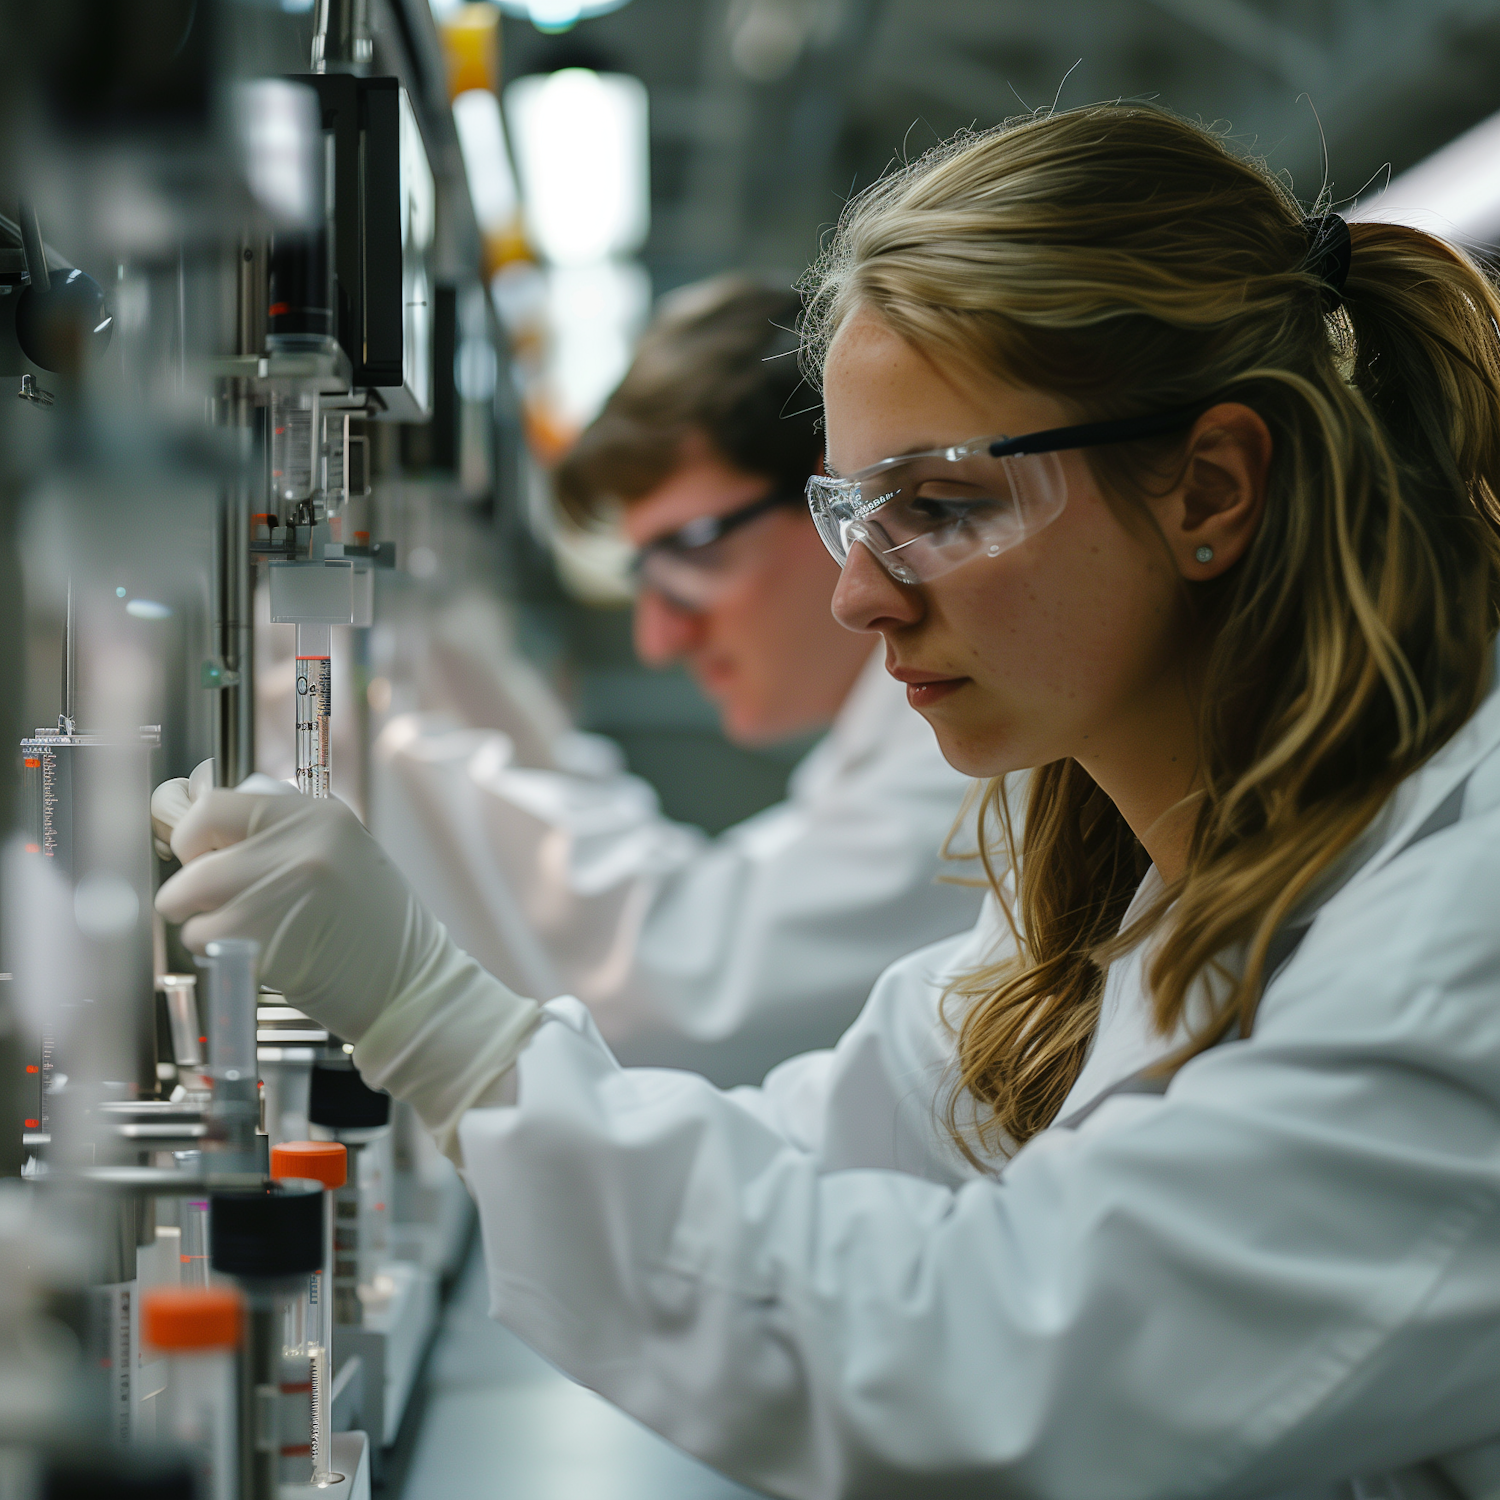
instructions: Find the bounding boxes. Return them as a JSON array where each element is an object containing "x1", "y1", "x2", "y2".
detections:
[
  {"x1": 168, "y1": 786, "x2": 306, "y2": 866},
  {"x1": 150, "y1": 758, "x2": 217, "y2": 857},
  {"x1": 150, "y1": 779, "x2": 191, "y2": 857},
  {"x1": 188, "y1": 756, "x2": 216, "y2": 801},
  {"x1": 155, "y1": 836, "x2": 273, "y2": 925}
]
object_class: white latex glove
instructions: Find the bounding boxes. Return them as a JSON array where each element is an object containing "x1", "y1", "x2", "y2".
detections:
[
  {"x1": 154, "y1": 788, "x2": 540, "y2": 1161},
  {"x1": 151, "y1": 758, "x2": 295, "y2": 858}
]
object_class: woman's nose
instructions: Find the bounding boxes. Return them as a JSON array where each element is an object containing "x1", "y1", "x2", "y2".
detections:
[
  {"x1": 634, "y1": 588, "x2": 706, "y2": 665},
  {"x1": 831, "y1": 541, "x2": 925, "y2": 634}
]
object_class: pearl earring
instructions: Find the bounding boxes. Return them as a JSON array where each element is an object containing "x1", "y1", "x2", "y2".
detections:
[{"x1": 1194, "y1": 545, "x2": 1214, "y2": 564}]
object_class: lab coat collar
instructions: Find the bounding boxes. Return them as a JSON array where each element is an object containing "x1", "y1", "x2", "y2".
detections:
[
  {"x1": 1326, "y1": 640, "x2": 1500, "y2": 900},
  {"x1": 1058, "y1": 642, "x2": 1500, "y2": 1124},
  {"x1": 1140, "y1": 640, "x2": 1500, "y2": 939}
]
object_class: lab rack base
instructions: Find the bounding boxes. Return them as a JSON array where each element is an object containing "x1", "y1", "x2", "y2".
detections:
[
  {"x1": 281, "y1": 1430, "x2": 371, "y2": 1500},
  {"x1": 335, "y1": 1259, "x2": 439, "y2": 1448}
]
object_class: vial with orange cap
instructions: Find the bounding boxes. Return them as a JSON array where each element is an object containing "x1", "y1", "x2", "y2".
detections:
[
  {"x1": 141, "y1": 1284, "x2": 244, "y2": 1500},
  {"x1": 272, "y1": 1138, "x2": 348, "y2": 1488}
]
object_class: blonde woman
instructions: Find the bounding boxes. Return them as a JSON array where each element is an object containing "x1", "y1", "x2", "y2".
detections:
[{"x1": 156, "y1": 103, "x2": 1500, "y2": 1498}]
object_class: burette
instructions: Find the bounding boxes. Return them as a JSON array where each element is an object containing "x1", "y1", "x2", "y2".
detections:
[{"x1": 294, "y1": 622, "x2": 331, "y2": 798}]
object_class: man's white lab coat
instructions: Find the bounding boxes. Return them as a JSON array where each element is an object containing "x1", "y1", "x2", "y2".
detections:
[
  {"x1": 373, "y1": 648, "x2": 984, "y2": 1085},
  {"x1": 445, "y1": 657, "x2": 1500, "y2": 1499}
]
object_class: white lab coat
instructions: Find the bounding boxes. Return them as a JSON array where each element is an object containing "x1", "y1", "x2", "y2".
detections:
[
  {"x1": 453, "y1": 656, "x2": 1500, "y2": 1500},
  {"x1": 373, "y1": 648, "x2": 984, "y2": 1085}
]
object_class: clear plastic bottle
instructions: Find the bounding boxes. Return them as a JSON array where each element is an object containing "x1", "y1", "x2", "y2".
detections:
[
  {"x1": 271, "y1": 1141, "x2": 348, "y2": 1487},
  {"x1": 141, "y1": 1285, "x2": 244, "y2": 1500}
]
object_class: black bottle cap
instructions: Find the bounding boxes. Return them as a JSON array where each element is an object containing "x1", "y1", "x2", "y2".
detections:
[
  {"x1": 210, "y1": 1180, "x2": 322, "y2": 1281},
  {"x1": 308, "y1": 1058, "x2": 391, "y2": 1129},
  {"x1": 44, "y1": 1450, "x2": 196, "y2": 1500}
]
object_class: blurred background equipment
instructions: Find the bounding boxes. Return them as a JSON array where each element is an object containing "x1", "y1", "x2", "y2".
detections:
[{"x1": 3, "y1": 0, "x2": 1500, "y2": 1496}]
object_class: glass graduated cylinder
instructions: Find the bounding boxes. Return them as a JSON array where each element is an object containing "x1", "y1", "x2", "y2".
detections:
[
  {"x1": 295, "y1": 623, "x2": 332, "y2": 798},
  {"x1": 279, "y1": 1279, "x2": 320, "y2": 1485},
  {"x1": 281, "y1": 1236, "x2": 341, "y2": 1483}
]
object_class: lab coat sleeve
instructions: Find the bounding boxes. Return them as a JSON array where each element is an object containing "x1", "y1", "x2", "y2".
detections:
[
  {"x1": 458, "y1": 809, "x2": 1500, "y2": 1500},
  {"x1": 373, "y1": 697, "x2": 981, "y2": 1084}
]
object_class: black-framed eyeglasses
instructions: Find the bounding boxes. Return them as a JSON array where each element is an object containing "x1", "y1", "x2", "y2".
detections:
[{"x1": 630, "y1": 486, "x2": 807, "y2": 611}]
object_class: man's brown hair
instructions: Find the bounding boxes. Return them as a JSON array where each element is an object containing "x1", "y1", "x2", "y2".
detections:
[{"x1": 554, "y1": 275, "x2": 820, "y2": 526}]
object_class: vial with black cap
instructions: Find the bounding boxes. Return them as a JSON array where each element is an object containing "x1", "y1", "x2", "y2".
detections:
[
  {"x1": 209, "y1": 1179, "x2": 322, "y2": 1497},
  {"x1": 307, "y1": 1059, "x2": 392, "y2": 1328}
]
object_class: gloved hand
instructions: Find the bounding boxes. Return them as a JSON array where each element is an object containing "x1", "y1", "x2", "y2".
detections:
[
  {"x1": 151, "y1": 758, "x2": 295, "y2": 858},
  {"x1": 154, "y1": 787, "x2": 540, "y2": 1161}
]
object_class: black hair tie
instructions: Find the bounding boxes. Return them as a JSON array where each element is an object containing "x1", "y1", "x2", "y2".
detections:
[{"x1": 1301, "y1": 213, "x2": 1352, "y2": 311}]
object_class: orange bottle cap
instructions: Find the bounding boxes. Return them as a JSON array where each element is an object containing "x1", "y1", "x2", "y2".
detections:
[
  {"x1": 142, "y1": 1286, "x2": 244, "y2": 1352},
  {"x1": 271, "y1": 1139, "x2": 348, "y2": 1190}
]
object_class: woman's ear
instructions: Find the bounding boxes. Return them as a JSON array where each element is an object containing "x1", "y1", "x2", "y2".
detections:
[{"x1": 1164, "y1": 403, "x2": 1272, "y2": 578}]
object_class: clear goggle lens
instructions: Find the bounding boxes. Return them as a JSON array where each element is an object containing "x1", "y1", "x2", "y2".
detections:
[
  {"x1": 633, "y1": 542, "x2": 742, "y2": 611},
  {"x1": 631, "y1": 489, "x2": 802, "y2": 613},
  {"x1": 807, "y1": 445, "x2": 1068, "y2": 584}
]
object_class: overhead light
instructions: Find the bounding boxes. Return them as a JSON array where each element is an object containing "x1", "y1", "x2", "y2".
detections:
[
  {"x1": 504, "y1": 69, "x2": 649, "y2": 265},
  {"x1": 729, "y1": 0, "x2": 813, "y2": 82},
  {"x1": 1351, "y1": 107, "x2": 1500, "y2": 243},
  {"x1": 491, "y1": 0, "x2": 632, "y2": 33},
  {"x1": 452, "y1": 88, "x2": 519, "y2": 234},
  {"x1": 543, "y1": 260, "x2": 651, "y2": 427}
]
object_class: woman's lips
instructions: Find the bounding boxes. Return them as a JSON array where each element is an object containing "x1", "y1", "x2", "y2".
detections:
[{"x1": 888, "y1": 666, "x2": 969, "y2": 709}]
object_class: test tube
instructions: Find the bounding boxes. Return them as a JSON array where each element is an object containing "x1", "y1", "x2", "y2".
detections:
[
  {"x1": 141, "y1": 1284, "x2": 244, "y2": 1500},
  {"x1": 295, "y1": 624, "x2": 332, "y2": 798},
  {"x1": 202, "y1": 939, "x2": 260, "y2": 1171},
  {"x1": 173, "y1": 1151, "x2": 211, "y2": 1288},
  {"x1": 270, "y1": 1141, "x2": 348, "y2": 1488},
  {"x1": 159, "y1": 973, "x2": 209, "y2": 1097}
]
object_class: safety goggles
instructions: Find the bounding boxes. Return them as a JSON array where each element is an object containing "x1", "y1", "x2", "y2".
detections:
[
  {"x1": 806, "y1": 404, "x2": 1207, "y2": 584},
  {"x1": 631, "y1": 487, "x2": 805, "y2": 612}
]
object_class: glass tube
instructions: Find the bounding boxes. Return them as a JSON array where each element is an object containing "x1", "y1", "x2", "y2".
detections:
[
  {"x1": 271, "y1": 389, "x2": 318, "y2": 510},
  {"x1": 161, "y1": 974, "x2": 210, "y2": 1098},
  {"x1": 321, "y1": 410, "x2": 348, "y2": 538},
  {"x1": 179, "y1": 1199, "x2": 211, "y2": 1288},
  {"x1": 331, "y1": 1154, "x2": 361, "y2": 1325},
  {"x1": 160, "y1": 974, "x2": 202, "y2": 1068},
  {"x1": 278, "y1": 1215, "x2": 344, "y2": 1485},
  {"x1": 308, "y1": 1194, "x2": 339, "y2": 1486},
  {"x1": 270, "y1": 1142, "x2": 346, "y2": 1486},
  {"x1": 175, "y1": 1152, "x2": 211, "y2": 1288},
  {"x1": 278, "y1": 1285, "x2": 315, "y2": 1485},
  {"x1": 203, "y1": 939, "x2": 260, "y2": 1171},
  {"x1": 295, "y1": 624, "x2": 332, "y2": 798},
  {"x1": 94, "y1": 1277, "x2": 137, "y2": 1444},
  {"x1": 203, "y1": 941, "x2": 258, "y2": 1086}
]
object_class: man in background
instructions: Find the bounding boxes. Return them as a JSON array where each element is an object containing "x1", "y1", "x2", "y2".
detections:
[{"x1": 375, "y1": 276, "x2": 983, "y2": 1085}]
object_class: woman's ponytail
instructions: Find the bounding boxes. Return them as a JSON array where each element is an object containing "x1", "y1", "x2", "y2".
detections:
[{"x1": 1342, "y1": 221, "x2": 1500, "y2": 525}]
